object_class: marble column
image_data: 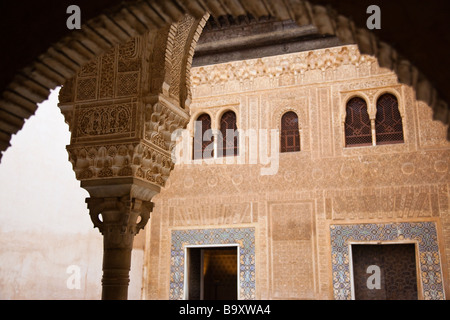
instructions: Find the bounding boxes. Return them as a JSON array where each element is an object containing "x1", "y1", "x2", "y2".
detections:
[{"x1": 84, "y1": 178, "x2": 156, "y2": 300}]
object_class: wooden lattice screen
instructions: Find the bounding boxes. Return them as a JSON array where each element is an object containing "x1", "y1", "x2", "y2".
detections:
[
  {"x1": 375, "y1": 94, "x2": 404, "y2": 145},
  {"x1": 280, "y1": 111, "x2": 300, "y2": 153},
  {"x1": 193, "y1": 113, "x2": 213, "y2": 159},
  {"x1": 219, "y1": 111, "x2": 239, "y2": 157},
  {"x1": 345, "y1": 97, "x2": 372, "y2": 147}
]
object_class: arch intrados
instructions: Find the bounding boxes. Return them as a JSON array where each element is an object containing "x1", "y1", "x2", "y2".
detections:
[
  {"x1": 281, "y1": 111, "x2": 300, "y2": 128},
  {"x1": 216, "y1": 108, "x2": 239, "y2": 129},
  {"x1": 189, "y1": 111, "x2": 212, "y2": 133}
]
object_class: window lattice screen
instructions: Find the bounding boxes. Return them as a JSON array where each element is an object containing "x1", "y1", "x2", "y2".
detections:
[
  {"x1": 193, "y1": 113, "x2": 213, "y2": 160},
  {"x1": 219, "y1": 111, "x2": 238, "y2": 157},
  {"x1": 375, "y1": 94, "x2": 404, "y2": 145},
  {"x1": 345, "y1": 97, "x2": 372, "y2": 147},
  {"x1": 280, "y1": 111, "x2": 300, "y2": 153}
]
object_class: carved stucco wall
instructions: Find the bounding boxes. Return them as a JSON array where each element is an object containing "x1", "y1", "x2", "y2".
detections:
[{"x1": 143, "y1": 45, "x2": 450, "y2": 300}]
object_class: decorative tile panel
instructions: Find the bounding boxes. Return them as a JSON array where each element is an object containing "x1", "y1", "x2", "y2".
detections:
[
  {"x1": 170, "y1": 227, "x2": 255, "y2": 300},
  {"x1": 330, "y1": 222, "x2": 445, "y2": 300}
]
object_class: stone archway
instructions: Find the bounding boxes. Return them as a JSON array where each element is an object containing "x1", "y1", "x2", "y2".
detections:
[
  {"x1": 0, "y1": 0, "x2": 448, "y2": 299},
  {"x1": 1, "y1": 1, "x2": 449, "y2": 164},
  {"x1": 57, "y1": 12, "x2": 209, "y2": 300}
]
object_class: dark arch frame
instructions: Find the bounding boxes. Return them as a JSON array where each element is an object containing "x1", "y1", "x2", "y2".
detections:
[
  {"x1": 280, "y1": 111, "x2": 300, "y2": 153},
  {"x1": 193, "y1": 113, "x2": 213, "y2": 160},
  {"x1": 375, "y1": 93, "x2": 404, "y2": 145},
  {"x1": 344, "y1": 96, "x2": 372, "y2": 147},
  {"x1": 218, "y1": 110, "x2": 238, "y2": 157}
]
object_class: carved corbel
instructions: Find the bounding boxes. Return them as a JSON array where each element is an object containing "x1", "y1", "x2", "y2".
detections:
[
  {"x1": 129, "y1": 198, "x2": 153, "y2": 234},
  {"x1": 86, "y1": 196, "x2": 153, "y2": 238}
]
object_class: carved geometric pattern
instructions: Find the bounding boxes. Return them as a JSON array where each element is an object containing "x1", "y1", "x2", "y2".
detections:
[
  {"x1": 169, "y1": 15, "x2": 197, "y2": 99},
  {"x1": 330, "y1": 222, "x2": 445, "y2": 300},
  {"x1": 99, "y1": 50, "x2": 115, "y2": 99},
  {"x1": 118, "y1": 38, "x2": 140, "y2": 72},
  {"x1": 118, "y1": 60, "x2": 140, "y2": 73},
  {"x1": 326, "y1": 184, "x2": 448, "y2": 220},
  {"x1": 146, "y1": 132, "x2": 166, "y2": 149},
  {"x1": 118, "y1": 39, "x2": 138, "y2": 60},
  {"x1": 117, "y1": 72, "x2": 139, "y2": 97},
  {"x1": 75, "y1": 103, "x2": 133, "y2": 138},
  {"x1": 169, "y1": 227, "x2": 256, "y2": 300},
  {"x1": 68, "y1": 140, "x2": 173, "y2": 186},
  {"x1": 76, "y1": 77, "x2": 97, "y2": 101},
  {"x1": 375, "y1": 93, "x2": 404, "y2": 145},
  {"x1": 190, "y1": 45, "x2": 378, "y2": 89},
  {"x1": 79, "y1": 59, "x2": 98, "y2": 77}
]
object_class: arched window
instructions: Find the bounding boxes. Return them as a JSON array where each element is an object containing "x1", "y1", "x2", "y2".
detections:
[
  {"x1": 375, "y1": 94, "x2": 404, "y2": 145},
  {"x1": 219, "y1": 110, "x2": 238, "y2": 157},
  {"x1": 193, "y1": 113, "x2": 213, "y2": 159},
  {"x1": 345, "y1": 97, "x2": 372, "y2": 147},
  {"x1": 280, "y1": 111, "x2": 300, "y2": 153}
]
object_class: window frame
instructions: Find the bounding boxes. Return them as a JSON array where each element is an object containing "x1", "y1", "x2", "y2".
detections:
[
  {"x1": 280, "y1": 111, "x2": 301, "y2": 153},
  {"x1": 344, "y1": 96, "x2": 373, "y2": 148},
  {"x1": 218, "y1": 110, "x2": 239, "y2": 158},
  {"x1": 375, "y1": 93, "x2": 404, "y2": 145},
  {"x1": 192, "y1": 112, "x2": 213, "y2": 160}
]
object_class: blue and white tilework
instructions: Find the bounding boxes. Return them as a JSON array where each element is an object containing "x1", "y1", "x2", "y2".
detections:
[
  {"x1": 330, "y1": 222, "x2": 445, "y2": 300},
  {"x1": 170, "y1": 227, "x2": 256, "y2": 300}
]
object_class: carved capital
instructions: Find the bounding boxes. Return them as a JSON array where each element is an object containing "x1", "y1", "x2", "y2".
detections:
[
  {"x1": 81, "y1": 177, "x2": 157, "y2": 300},
  {"x1": 86, "y1": 195, "x2": 153, "y2": 248}
]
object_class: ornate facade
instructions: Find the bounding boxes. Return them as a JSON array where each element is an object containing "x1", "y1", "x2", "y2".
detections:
[
  {"x1": 142, "y1": 44, "x2": 450, "y2": 300},
  {"x1": 2, "y1": 3, "x2": 441, "y2": 300},
  {"x1": 2, "y1": 0, "x2": 449, "y2": 167}
]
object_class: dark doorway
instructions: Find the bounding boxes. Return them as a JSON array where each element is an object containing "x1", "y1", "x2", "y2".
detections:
[
  {"x1": 187, "y1": 246, "x2": 238, "y2": 300},
  {"x1": 351, "y1": 244, "x2": 418, "y2": 300}
]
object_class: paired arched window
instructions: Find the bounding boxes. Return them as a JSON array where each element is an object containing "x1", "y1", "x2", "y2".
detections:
[
  {"x1": 375, "y1": 94, "x2": 404, "y2": 145},
  {"x1": 344, "y1": 97, "x2": 372, "y2": 147},
  {"x1": 193, "y1": 113, "x2": 213, "y2": 160},
  {"x1": 193, "y1": 95, "x2": 403, "y2": 158},
  {"x1": 344, "y1": 94, "x2": 404, "y2": 147},
  {"x1": 219, "y1": 110, "x2": 239, "y2": 157},
  {"x1": 193, "y1": 111, "x2": 239, "y2": 159},
  {"x1": 280, "y1": 111, "x2": 300, "y2": 153}
]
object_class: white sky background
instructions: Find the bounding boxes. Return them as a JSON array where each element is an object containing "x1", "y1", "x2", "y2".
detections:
[
  {"x1": 0, "y1": 87, "x2": 94, "y2": 234},
  {"x1": 0, "y1": 90, "x2": 143, "y2": 299}
]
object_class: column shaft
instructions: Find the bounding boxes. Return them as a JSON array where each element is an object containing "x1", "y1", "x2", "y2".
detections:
[{"x1": 86, "y1": 194, "x2": 153, "y2": 300}]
